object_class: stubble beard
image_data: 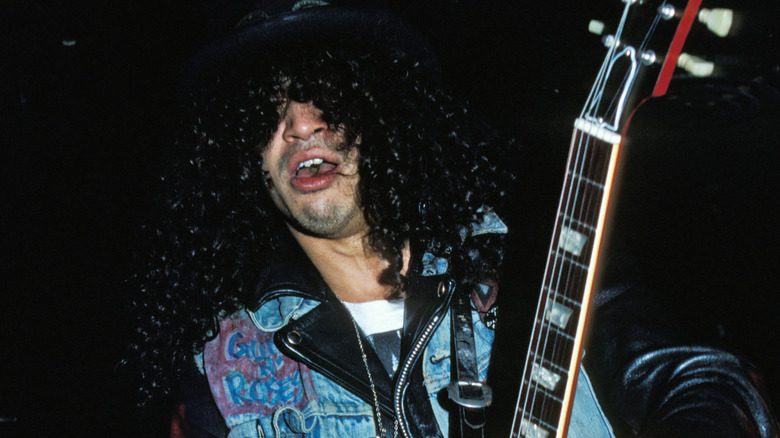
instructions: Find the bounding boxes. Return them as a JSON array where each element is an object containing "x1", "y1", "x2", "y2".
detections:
[
  {"x1": 275, "y1": 145, "x2": 364, "y2": 239},
  {"x1": 292, "y1": 195, "x2": 363, "y2": 238}
]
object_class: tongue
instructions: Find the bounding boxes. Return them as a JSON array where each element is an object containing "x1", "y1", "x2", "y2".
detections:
[{"x1": 297, "y1": 162, "x2": 337, "y2": 178}]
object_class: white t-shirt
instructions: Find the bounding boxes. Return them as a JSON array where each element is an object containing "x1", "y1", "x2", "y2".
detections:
[{"x1": 343, "y1": 299, "x2": 405, "y2": 376}]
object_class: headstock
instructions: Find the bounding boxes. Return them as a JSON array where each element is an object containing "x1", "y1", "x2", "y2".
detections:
[{"x1": 579, "y1": 0, "x2": 734, "y2": 139}]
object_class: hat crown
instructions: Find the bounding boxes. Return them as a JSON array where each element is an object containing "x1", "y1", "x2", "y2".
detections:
[{"x1": 178, "y1": 0, "x2": 436, "y2": 96}]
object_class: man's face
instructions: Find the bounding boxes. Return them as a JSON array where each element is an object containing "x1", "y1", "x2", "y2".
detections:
[{"x1": 261, "y1": 100, "x2": 365, "y2": 239}]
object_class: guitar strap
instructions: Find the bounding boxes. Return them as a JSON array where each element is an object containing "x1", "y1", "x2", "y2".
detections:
[{"x1": 450, "y1": 291, "x2": 491, "y2": 438}]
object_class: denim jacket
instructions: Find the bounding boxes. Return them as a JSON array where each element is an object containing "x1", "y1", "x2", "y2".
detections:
[{"x1": 197, "y1": 212, "x2": 615, "y2": 437}]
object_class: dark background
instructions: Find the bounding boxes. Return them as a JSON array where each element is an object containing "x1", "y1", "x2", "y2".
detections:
[{"x1": 2, "y1": 0, "x2": 778, "y2": 436}]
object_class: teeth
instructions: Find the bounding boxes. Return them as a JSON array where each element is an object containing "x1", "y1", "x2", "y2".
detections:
[{"x1": 297, "y1": 158, "x2": 324, "y2": 171}]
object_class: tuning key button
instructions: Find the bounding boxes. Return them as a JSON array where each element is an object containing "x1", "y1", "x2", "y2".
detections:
[
  {"x1": 588, "y1": 19, "x2": 606, "y2": 35},
  {"x1": 677, "y1": 53, "x2": 714, "y2": 77},
  {"x1": 698, "y1": 8, "x2": 733, "y2": 37}
]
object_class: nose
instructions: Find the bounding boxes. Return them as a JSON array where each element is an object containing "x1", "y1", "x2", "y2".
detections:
[{"x1": 281, "y1": 101, "x2": 328, "y2": 143}]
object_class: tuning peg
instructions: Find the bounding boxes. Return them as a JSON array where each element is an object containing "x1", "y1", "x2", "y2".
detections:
[
  {"x1": 698, "y1": 8, "x2": 733, "y2": 37},
  {"x1": 677, "y1": 53, "x2": 714, "y2": 77}
]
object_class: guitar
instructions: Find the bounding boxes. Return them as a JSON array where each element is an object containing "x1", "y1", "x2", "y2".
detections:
[{"x1": 509, "y1": 1, "x2": 731, "y2": 437}]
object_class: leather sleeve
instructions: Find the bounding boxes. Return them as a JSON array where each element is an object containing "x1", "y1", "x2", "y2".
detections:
[{"x1": 585, "y1": 284, "x2": 779, "y2": 438}]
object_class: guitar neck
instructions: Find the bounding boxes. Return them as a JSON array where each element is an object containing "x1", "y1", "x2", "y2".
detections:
[
  {"x1": 512, "y1": 126, "x2": 621, "y2": 438},
  {"x1": 509, "y1": 0, "x2": 707, "y2": 435}
]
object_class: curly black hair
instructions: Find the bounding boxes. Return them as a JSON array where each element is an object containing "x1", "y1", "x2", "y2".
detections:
[{"x1": 128, "y1": 36, "x2": 516, "y2": 404}]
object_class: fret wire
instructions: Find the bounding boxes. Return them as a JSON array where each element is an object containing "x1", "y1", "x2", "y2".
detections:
[
  {"x1": 580, "y1": 167, "x2": 603, "y2": 232},
  {"x1": 521, "y1": 378, "x2": 564, "y2": 404},
  {"x1": 546, "y1": 246, "x2": 591, "y2": 273},
  {"x1": 545, "y1": 286, "x2": 584, "y2": 306},
  {"x1": 543, "y1": 287, "x2": 583, "y2": 307},
  {"x1": 579, "y1": 139, "x2": 611, "y2": 225},
  {"x1": 555, "y1": 219, "x2": 596, "y2": 254},
  {"x1": 543, "y1": 263, "x2": 588, "y2": 304},
  {"x1": 531, "y1": 322, "x2": 576, "y2": 369},
  {"x1": 536, "y1": 355, "x2": 570, "y2": 375},
  {"x1": 516, "y1": 391, "x2": 562, "y2": 433},
  {"x1": 517, "y1": 412, "x2": 557, "y2": 433},
  {"x1": 559, "y1": 189, "x2": 602, "y2": 227},
  {"x1": 560, "y1": 137, "x2": 590, "y2": 223},
  {"x1": 537, "y1": 322, "x2": 576, "y2": 342},
  {"x1": 531, "y1": 317, "x2": 577, "y2": 364},
  {"x1": 558, "y1": 213, "x2": 596, "y2": 232},
  {"x1": 553, "y1": 250, "x2": 590, "y2": 270},
  {"x1": 529, "y1": 298, "x2": 576, "y2": 352},
  {"x1": 544, "y1": 265, "x2": 587, "y2": 285},
  {"x1": 559, "y1": 183, "x2": 604, "y2": 227},
  {"x1": 566, "y1": 170, "x2": 606, "y2": 189},
  {"x1": 584, "y1": 139, "x2": 612, "y2": 181},
  {"x1": 535, "y1": 313, "x2": 578, "y2": 384}
]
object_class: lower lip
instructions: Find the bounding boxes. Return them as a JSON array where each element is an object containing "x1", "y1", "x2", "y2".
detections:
[{"x1": 290, "y1": 172, "x2": 339, "y2": 192}]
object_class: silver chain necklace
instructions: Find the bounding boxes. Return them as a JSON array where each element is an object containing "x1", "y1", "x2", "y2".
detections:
[{"x1": 347, "y1": 313, "x2": 399, "y2": 438}]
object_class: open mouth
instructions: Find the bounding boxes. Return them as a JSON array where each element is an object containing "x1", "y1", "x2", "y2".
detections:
[
  {"x1": 295, "y1": 157, "x2": 339, "y2": 178},
  {"x1": 288, "y1": 151, "x2": 343, "y2": 192}
]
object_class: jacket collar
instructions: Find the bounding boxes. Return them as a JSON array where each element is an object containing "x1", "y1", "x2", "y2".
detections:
[{"x1": 249, "y1": 231, "x2": 330, "y2": 311}]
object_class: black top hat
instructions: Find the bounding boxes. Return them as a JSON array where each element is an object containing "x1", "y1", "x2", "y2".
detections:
[{"x1": 178, "y1": 0, "x2": 438, "y2": 95}]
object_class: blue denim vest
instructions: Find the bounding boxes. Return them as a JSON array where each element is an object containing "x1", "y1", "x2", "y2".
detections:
[{"x1": 198, "y1": 212, "x2": 615, "y2": 437}]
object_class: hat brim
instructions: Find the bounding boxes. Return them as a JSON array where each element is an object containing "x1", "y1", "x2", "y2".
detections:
[{"x1": 177, "y1": 7, "x2": 438, "y2": 96}]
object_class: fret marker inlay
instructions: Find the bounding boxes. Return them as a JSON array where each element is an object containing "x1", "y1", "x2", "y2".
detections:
[
  {"x1": 559, "y1": 226, "x2": 587, "y2": 256},
  {"x1": 531, "y1": 363, "x2": 562, "y2": 391},
  {"x1": 520, "y1": 418, "x2": 550, "y2": 438},
  {"x1": 545, "y1": 301, "x2": 574, "y2": 330}
]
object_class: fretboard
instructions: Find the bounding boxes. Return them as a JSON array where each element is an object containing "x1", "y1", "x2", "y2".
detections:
[
  {"x1": 508, "y1": 1, "x2": 707, "y2": 435},
  {"x1": 511, "y1": 122, "x2": 621, "y2": 438}
]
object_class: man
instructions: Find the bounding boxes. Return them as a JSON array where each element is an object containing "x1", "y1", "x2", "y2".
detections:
[{"x1": 129, "y1": 1, "x2": 778, "y2": 437}]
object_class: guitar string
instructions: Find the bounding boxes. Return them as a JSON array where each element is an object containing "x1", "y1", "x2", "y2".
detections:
[
  {"x1": 515, "y1": 1, "x2": 666, "y2": 434},
  {"x1": 524, "y1": 4, "x2": 666, "y2": 430},
  {"x1": 522, "y1": 129, "x2": 592, "y2": 431},
  {"x1": 519, "y1": 131, "x2": 607, "y2": 432},
  {"x1": 520, "y1": 2, "x2": 659, "y2": 430},
  {"x1": 550, "y1": 0, "x2": 666, "y2": 385},
  {"x1": 544, "y1": 130, "x2": 593, "y2": 427},
  {"x1": 514, "y1": 134, "x2": 592, "y2": 429},
  {"x1": 519, "y1": 77, "x2": 598, "y2": 437},
  {"x1": 603, "y1": 3, "x2": 664, "y2": 119}
]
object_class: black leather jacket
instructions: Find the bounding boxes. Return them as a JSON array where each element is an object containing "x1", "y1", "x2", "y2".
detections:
[
  {"x1": 584, "y1": 282, "x2": 779, "y2": 438},
  {"x1": 179, "y1": 232, "x2": 779, "y2": 437},
  {"x1": 263, "y1": 237, "x2": 457, "y2": 437}
]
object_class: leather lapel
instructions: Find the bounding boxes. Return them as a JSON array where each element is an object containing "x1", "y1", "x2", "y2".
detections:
[
  {"x1": 401, "y1": 273, "x2": 451, "y2": 358},
  {"x1": 250, "y1": 231, "x2": 329, "y2": 310},
  {"x1": 267, "y1": 236, "x2": 453, "y2": 426},
  {"x1": 274, "y1": 297, "x2": 396, "y2": 417}
]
